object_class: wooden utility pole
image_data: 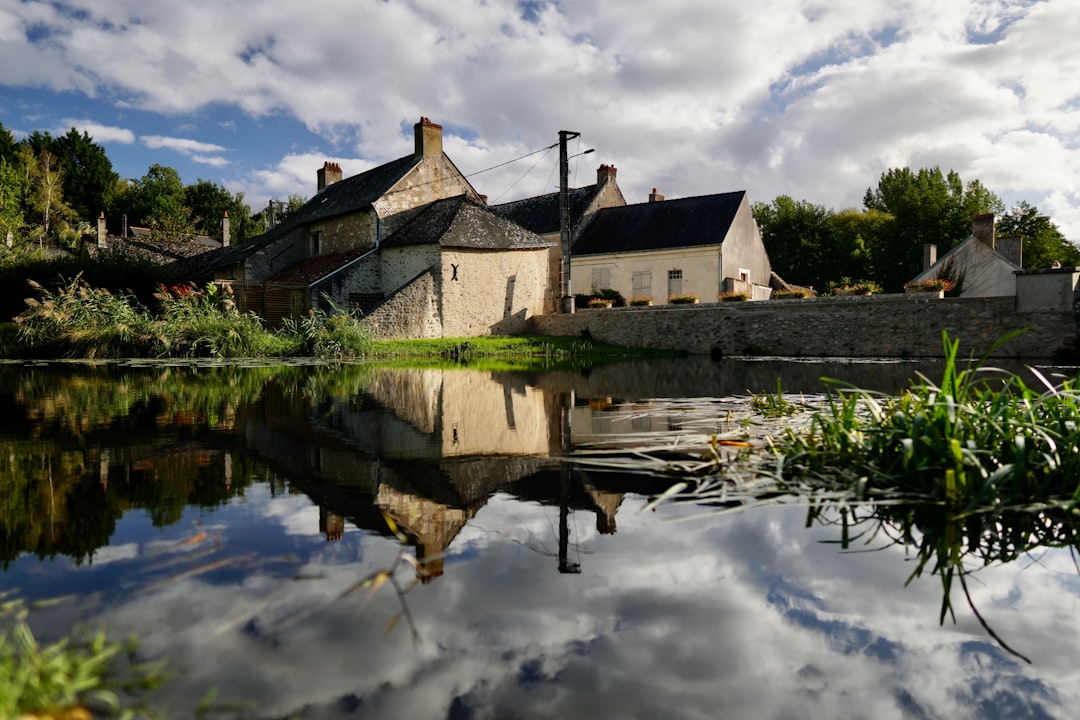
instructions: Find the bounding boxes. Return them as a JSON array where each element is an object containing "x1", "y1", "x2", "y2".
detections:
[{"x1": 559, "y1": 130, "x2": 580, "y2": 313}]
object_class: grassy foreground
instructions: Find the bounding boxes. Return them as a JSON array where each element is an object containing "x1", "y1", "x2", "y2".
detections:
[{"x1": 3, "y1": 277, "x2": 670, "y2": 366}]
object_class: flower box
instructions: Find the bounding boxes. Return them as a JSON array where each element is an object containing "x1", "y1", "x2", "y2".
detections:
[
  {"x1": 720, "y1": 292, "x2": 749, "y2": 302},
  {"x1": 586, "y1": 298, "x2": 614, "y2": 309},
  {"x1": 668, "y1": 294, "x2": 699, "y2": 305},
  {"x1": 629, "y1": 296, "x2": 654, "y2": 307}
]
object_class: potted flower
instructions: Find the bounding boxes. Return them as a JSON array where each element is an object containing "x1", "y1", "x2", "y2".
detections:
[
  {"x1": 772, "y1": 289, "x2": 808, "y2": 300},
  {"x1": 587, "y1": 297, "x2": 614, "y2": 309},
  {"x1": 628, "y1": 295, "x2": 654, "y2": 306},
  {"x1": 719, "y1": 291, "x2": 749, "y2": 302},
  {"x1": 668, "y1": 293, "x2": 699, "y2": 305},
  {"x1": 904, "y1": 278, "x2": 952, "y2": 296}
]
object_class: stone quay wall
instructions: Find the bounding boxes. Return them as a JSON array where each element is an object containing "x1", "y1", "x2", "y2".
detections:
[{"x1": 528, "y1": 284, "x2": 1080, "y2": 360}]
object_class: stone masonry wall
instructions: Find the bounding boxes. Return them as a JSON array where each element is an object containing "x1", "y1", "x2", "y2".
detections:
[
  {"x1": 527, "y1": 293, "x2": 1077, "y2": 359},
  {"x1": 361, "y1": 270, "x2": 442, "y2": 339}
]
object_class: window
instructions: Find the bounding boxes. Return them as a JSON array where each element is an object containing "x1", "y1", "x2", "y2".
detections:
[
  {"x1": 632, "y1": 271, "x2": 652, "y2": 299},
  {"x1": 668, "y1": 268, "x2": 683, "y2": 298},
  {"x1": 591, "y1": 267, "x2": 611, "y2": 293},
  {"x1": 310, "y1": 231, "x2": 322, "y2": 256}
]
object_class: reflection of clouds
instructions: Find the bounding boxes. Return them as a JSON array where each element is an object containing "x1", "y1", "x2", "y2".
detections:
[
  {"x1": 25, "y1": 492, "x2": 1080, "y2": 719},
  {"x1": 77, "y1": 542, "x2": 138, "y2": 565}
]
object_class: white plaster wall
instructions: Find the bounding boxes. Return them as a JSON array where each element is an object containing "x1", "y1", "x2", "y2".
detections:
[
  {"x1": 571, "y1": 246, "x2": 722, "y2": 303},
  {"x1": 912, "y1": 237, "x2": 1017, "y2": 297}
]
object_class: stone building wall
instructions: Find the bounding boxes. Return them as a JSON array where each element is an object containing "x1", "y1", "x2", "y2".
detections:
[
  {"x1": 309, "y1": 209, "x2": 378, "y2": 255},
  {"x1": 440, "y1": 247, "x2": 553, "y2": 337},
  {"x1": 528, "y1": 290, "x2": 1078, "y2": 359},
  {"x1": 361, "y1": 270, "x2": 442, "y2": 339}
]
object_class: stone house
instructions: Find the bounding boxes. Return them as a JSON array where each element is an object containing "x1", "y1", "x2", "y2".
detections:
[
  {"x1": 184, "y1": 117, "x2": 561, "y2": 335},
  {"x1": 910, "y1": 213, "x2": 1023, "y2": 297},
  {"x1": 568, "y1": 189, "x2": 773, "y2": 304}
]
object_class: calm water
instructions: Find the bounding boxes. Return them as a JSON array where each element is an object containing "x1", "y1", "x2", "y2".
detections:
[{"x1": 3, "y1": 357, "x2": 1079, "y2": 719}]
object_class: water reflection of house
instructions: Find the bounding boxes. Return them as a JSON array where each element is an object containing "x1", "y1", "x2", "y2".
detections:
[{"x1": 236, "y1": 368, "x2": 632, "y2": 581}]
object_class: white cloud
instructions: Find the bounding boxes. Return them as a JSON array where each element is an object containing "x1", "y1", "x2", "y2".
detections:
[
  {"x1": 2, "y1": 0, "x2": 1079, "y2": 237},
  {"x1": 141, "y1": 135, "x2": 227, "y2": 155},
  {"x1": 58, "y1": 118, "x2": 136, "y2": 144}
]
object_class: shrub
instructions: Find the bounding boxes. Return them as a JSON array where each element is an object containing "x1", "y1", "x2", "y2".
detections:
[
  {"x1": 278, "y1": 295, "x2": 372, "y2": 359},
  {"x1": 151, "y1": 282, "x2": 272, "y2": 358},
  {"x1": 832, "y1": 280, "x2": 881, "y2": 296}
]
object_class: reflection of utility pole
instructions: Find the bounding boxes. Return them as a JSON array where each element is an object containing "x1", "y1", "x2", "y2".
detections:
[
  {"x1": 559, "y1": 390, "x2": 580, "y2": 573},
  {"x1": 559, "y1": 130, "x2": 579, "y2": 314}
]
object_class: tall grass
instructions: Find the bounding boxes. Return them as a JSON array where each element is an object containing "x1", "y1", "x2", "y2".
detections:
[{"x1": 773, "y1": 331, "x2": 1080, "y2": 507}]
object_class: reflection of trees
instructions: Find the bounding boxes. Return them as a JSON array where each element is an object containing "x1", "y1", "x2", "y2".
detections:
[{"x1": 806, "y1": 499, "x2": 1080, "y2": 663}]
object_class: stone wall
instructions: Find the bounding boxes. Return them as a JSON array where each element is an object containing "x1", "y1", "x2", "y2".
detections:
[
  {"x1": 440, "y1": 247, "x2": 552, "y2": 337},
  {"x1": 361, "y1": 270, "x2": 442, "y2": 339},
  {"x1": 310, "y1": 209, "x2": 377, "y2": 255},
  {"x1": 528, "y1": 289, "x2": 1079, "y2": 359}
]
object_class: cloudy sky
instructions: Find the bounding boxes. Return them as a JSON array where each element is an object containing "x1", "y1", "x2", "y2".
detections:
[{"x1": 1, "y1": 0, "x2": 1078, "y2": 240}]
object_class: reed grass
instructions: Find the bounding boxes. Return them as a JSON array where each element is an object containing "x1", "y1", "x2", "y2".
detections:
[{"x1": 772, "y1": 331, "x2": 1080, "y2": 508}]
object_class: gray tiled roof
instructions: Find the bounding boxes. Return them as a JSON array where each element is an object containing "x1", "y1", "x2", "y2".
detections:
[
  {"x1": 489, "y1": 185, "x2": 603, "y2": 236},
  {"x1": 183, "y1": 154, "x2": 420, "y2": 276},
  {"x1": 571, "y1": 191, "x2": 746, "y2": 255},
  {"x1": 381, "y1": 195, "x2": 554, "y2": 250}
]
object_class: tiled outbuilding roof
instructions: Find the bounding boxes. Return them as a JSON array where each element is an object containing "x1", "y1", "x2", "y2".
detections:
[
  {"x1": 264, "y1": 246, "x2": 372, "y2": 284},
  {"x1": 571, "y1": 191, "x2": 746, "y2": 256},
  {"x1": 382, "y1": 195, "x2": 554, "y2": 250}
]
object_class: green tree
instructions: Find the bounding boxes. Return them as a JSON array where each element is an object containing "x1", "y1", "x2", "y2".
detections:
[
  {"x1": 15, "y1": 143, "x2": 77, "y2": 247},
  {"x1": 0, "y1": 122, "x2": 15, "y2": 165},
  {"x1": 753, "y1": 196, "x2": 869, "y2": 291},
  {"x1": 116, "y1": 164, "x2": 192, "y2": 236},
  {"x1": 863, "y1": 167, "x2": 1004, "y2": 290},
  {"x1": 997, "y1": 201, "x2": 1080, "y2": 269},
  {"x1": 49, "y1": 128, "x2": 119, "y2": 223},
  {"x1": 0, "y1": 160, "x2": 25, "y2": 241},
  {"x1": 184, "y1": 179, "x2": 258, "y2": 244}
]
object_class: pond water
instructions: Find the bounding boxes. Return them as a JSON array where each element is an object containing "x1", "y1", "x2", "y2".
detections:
[{"x1": 3, "y1": 356, "x2": 1079, "y2": 719}]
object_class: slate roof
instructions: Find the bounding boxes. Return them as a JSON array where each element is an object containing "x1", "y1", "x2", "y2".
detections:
[
  {"x1": 85, "y1": 236, "x2": 221, "y2": 265},
  {"x1": 571, "y1": 191, "x2": 746, "y2": 256},
  {"x1": 184, "y1": 154, "x2": 421, "y2": 277},
  {"x1": 489, "y1": 184, "x2": 605, "y2": 236},
  {"x1": 381, "y1": 195, "x2": 554, "y2": 251}
]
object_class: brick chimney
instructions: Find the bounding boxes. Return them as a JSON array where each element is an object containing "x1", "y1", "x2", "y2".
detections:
[
  {"x1": 317, "y1": 161, "x2": 343, "y2": 192},
  {"x1": 923, "y1": 243, "x2": 937, "y2": 271},
  {"x1": 649, "y1": 187, "x2": 664, "y2": 202},
  {"x1": 414, "y1": 117, "x2": 443, "y2": 159},
  {"x1": 972, "y1": 213, "x2": 995, "y2": 248},
  {"x1": 596, "y1": 164, "x2": 617, "y2": 185},
  {"x1": 97, "y1": 212, "x2": 107, "y2": 248},
  {"x1": 221, "y1": 211, "x2": 230, "y2": 248}
]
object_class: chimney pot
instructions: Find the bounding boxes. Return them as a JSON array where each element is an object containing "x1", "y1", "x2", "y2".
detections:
[{"x1": 317, "y1": 161, "x2": 343, "y2": 192}]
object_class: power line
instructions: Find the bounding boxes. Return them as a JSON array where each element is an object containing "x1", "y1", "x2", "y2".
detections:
[{"x1": 464, "y1": 141, "x2": 559, "y2": 179}]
